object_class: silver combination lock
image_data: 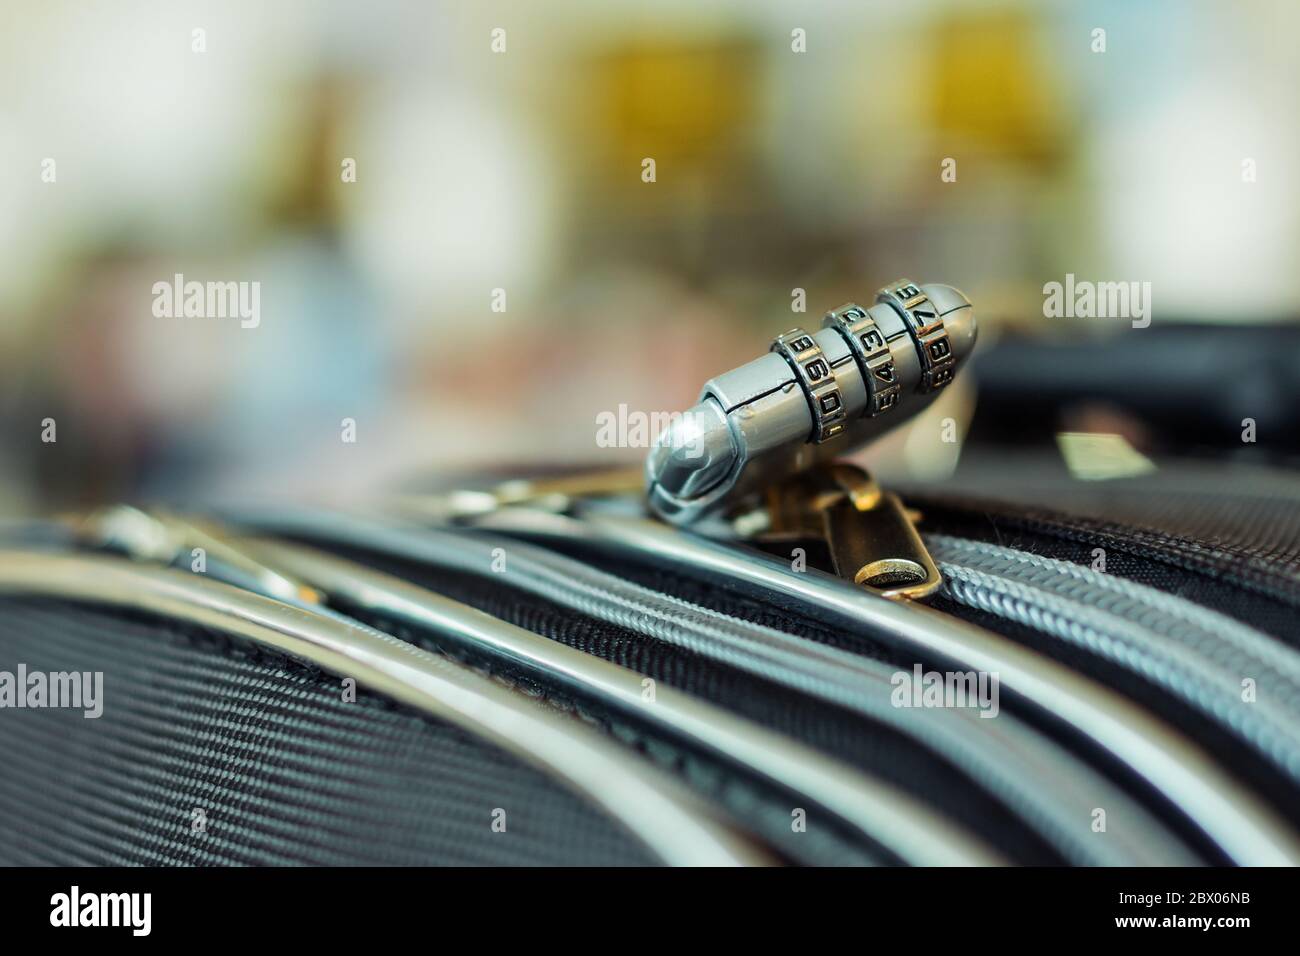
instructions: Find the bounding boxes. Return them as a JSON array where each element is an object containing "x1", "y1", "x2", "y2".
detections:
[{"x1": 645, "y1": 280, "x2": 977, "y2": 526}]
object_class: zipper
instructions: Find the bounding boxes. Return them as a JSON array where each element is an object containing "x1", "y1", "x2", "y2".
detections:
[
  {"x1": 231, "y1": 508, "x2": 1198, "y2": 865},
  {"x1": 460, "y1": 470, "x2": 1300, "y2": 784},
  {"x1": 927, "y1": 534, "x2": 1300, "y2": 783},
  {"x1": 37, "y1": 483, "x2": 1300, "y2": 865},
  {"x1": 70, "y1": 506, "x2": 1002, "y2": 865},
  {"x1": 234, "y1": 535, "x2": 1007, "y2": 867},
  {"x1": 217, "y1": 476, "x2": 1300, "y2": 864},
  {"x1": 466, "y1": 503, "x2": 1300, "y2": 865}
]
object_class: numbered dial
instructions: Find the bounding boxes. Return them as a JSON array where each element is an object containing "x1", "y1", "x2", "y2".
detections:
[
  {"x1": 876, "y1": 280, "x2": 956, "y2": 392},
  {"x1": 770, "y1": 328, "x2": 847, "y2": 443},
  {"x1": 822, "y1": 304, "x2": 901, "y2": 416}
]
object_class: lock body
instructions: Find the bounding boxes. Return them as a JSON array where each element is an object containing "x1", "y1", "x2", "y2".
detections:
[{"x1": 646, "y1": 282, "x2": 977, "y2": 524}]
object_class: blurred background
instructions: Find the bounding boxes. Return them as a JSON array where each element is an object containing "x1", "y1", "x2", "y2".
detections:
[{"x1": 2, "y1": 0, "x2": 1299, "y2": 515}]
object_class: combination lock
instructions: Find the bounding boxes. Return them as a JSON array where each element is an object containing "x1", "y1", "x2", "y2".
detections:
[{"x1": 646, "y1": 280, "x2": 977, "y2": 525}]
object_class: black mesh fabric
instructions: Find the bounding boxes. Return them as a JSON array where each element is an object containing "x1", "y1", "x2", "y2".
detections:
[
  {"x1": 915, "y1": 455, "x2": 1300, "y2": 578},
  {"x1": 0, "y1": 597, "x2": 654, "y2": 866}
]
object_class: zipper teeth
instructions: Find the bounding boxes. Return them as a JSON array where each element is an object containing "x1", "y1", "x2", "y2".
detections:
[
  {"x1": 928, "y1": 534, "x2": 1300, "y2": 782},
  {"x1": 295, "y1": 519, "x2": 1198, "y2": 865},
  {"x1": 928, "y1": 534, "x2": 1300, "y2": 684}
]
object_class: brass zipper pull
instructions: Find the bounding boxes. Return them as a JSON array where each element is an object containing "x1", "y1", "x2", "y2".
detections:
[{"x1": 760, "y1": 463, "x2": 942, "y2": 602}]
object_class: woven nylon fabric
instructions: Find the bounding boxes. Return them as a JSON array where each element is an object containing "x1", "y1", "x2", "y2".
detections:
[
  {"x1": 323, "y1": 544, "x2": 1068, "y2": 865},
  {"x1": 920, "y1": 456, "x2": 1300, "y2": 578},
  {"x1": 901, "y1": 493, "x2": 1300, "y2": 646},
  {"x1": 899, "y1": 456, "x2": 1300, "y2": 631},
  {"x1": 0, "y1": 597, "x2": 654, "y2": 866}
]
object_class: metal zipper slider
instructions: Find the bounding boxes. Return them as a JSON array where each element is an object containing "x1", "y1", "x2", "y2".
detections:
[{"x1": 758, "y1": 462, "x2": 943, "y2": 601}]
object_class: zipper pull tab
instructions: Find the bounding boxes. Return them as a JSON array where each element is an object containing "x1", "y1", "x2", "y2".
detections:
[{"x1": 762, "y1": 463, "x2": 942, "y2": 602}]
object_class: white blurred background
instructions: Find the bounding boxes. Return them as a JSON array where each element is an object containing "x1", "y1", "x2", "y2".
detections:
[{"x1": 1, "y1": 0, "x2": 1297, "y2": 510}]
